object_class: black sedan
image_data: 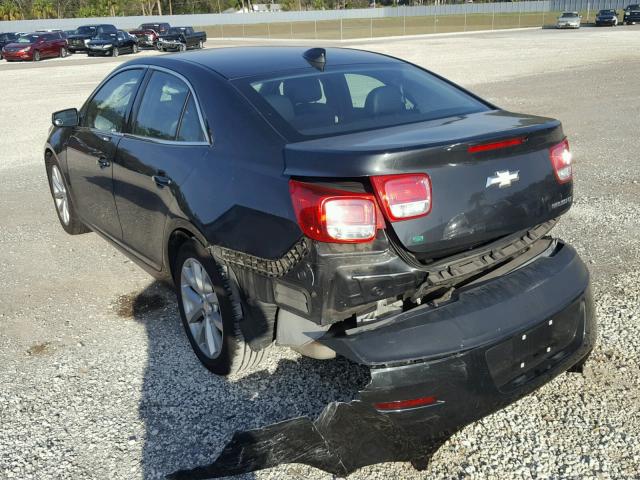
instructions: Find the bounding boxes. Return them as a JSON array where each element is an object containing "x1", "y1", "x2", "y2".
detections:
[
  {"x1": 87, "y1": 30, "x2": 139, "y2": 57},
  {"x1": 595, "y1": 9, "x2": 619, "y2": 25},
  {"x1": 45, "y1": 47, "x2": 594, "y2": 477}
]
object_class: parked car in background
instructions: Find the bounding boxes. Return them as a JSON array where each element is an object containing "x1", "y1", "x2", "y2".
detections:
[
  {"x1": 623, "y1": 4, "x2": 640, "y2": 23},
  {"x1": 557, "y1": 11, "x2": 582, "y2": 28},
  {"x1": 87, "y1": 30, "x2": 139, "y2": 57},
  {"x1": 2, "y1": 32, "x2": 68, "y2": 62},
  {"x1": 67, "y1": 24, "x2": 117, "y2": 53},
  {"x1": 0, "y1": 32, "x2": 20, "y2": 59},
  {"x1": 595, "y1": 9, "x2": 619, "y2": 25},
  {"x1": 157, "y1": 27, "x2": 206, "y2": 52},
  {"x1": 129, "y1": 22, "x2": 171, "y2": 48}
]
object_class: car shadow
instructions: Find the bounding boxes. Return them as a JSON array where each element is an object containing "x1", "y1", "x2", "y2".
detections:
[{"x1": 126, "y1": 280, "x2": 370, "y2": 480}]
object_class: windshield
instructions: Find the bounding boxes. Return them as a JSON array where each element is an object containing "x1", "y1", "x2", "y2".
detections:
[
  {"x1": 236, "y1": 63, "x2": 490, "y2": 140},
  {"x1": 561, "y1": 12, "x2": 578, "y2": 17},
  {"x1": 16, "y1": 35, "x2": 39, "y2": 44},
  {"x1": 95, "y1": 33, "x2": 115, "y2": 40},
  {"x1": 166, "y1": 28, "x2": 184, "y2": 35},
  {"x1": 77, "y1": 26, "x2": 97, "y2": 35},
  {"x1": 626, "y1": 4, "x2": 639, "y2": 9},
  {"x1": 598, "y1": 10, "x2": 615, "y2": 14}
]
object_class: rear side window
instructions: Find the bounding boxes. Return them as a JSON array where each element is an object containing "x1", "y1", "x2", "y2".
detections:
[
  {"x1": 177, "y1": 95, "x2": 206, "y2": 142},
  {"x1": 84, "y1": 69, "x2": 144, "y2": 133},
  {"x1": 133, "y1": 71, "x2": 190, "y2": 141},
  {"x1": 237, "y1": 63, "x2": 489, "y2": 140}
]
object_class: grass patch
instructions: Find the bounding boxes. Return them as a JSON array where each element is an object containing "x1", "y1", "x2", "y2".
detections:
[{"x1": 198, "y1": 11, "x2": 590, "y2": 40}]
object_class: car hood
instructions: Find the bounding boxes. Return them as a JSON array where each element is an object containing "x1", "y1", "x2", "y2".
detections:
[
  {"x1": 68, "y1": 34, "x2": 92, "y2": 40},
  {"x1": 559, "y1": 16, "x2": 579, "y2": 20},
  {"x1": 3, "y1": 42, "x2": 31, "y2": 50},
  {"x1": 88, "y1": 39, "x2": 114, "y2": 46}
]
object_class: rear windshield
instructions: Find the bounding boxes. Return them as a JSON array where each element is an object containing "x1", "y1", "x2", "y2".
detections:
[{"x1": 235, "y1": 63, "x2": 489, "y2": 140}]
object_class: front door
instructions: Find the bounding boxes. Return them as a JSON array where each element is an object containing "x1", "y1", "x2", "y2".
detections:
[{"x1": 66, "y1": 68, "x2": 145, "y2": 239}]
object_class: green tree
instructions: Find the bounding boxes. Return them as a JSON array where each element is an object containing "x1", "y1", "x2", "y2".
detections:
[
  {"x1": 0, "y1": 0, "x2": 24, "y2": 20},
  {"x1": 31, "y1": 0, "x2": 56, "y2": 18}
]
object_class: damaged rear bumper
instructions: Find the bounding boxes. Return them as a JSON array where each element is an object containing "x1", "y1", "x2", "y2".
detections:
[{"x1": 169, "y1": 241, "x2": 596, "y2": 478}]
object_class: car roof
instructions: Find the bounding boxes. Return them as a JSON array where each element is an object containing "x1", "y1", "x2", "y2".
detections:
[{"x1": 123, "y1": 46, "x2": 400, "y2": 79}]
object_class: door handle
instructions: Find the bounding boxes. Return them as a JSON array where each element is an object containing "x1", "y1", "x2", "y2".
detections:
[
  {"x1": 152, "y1": 174, "x2": 172, "y2": 188},
  {"x1": 97, "y1": 157, "x2": 110, "y2": 169}
]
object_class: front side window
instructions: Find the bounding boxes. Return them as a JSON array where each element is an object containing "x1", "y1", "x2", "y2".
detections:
[
  {"x1": 83, "y1": 69, "x2": 144, "y2": 133},
  {"x1": 239, "y1": 63, "x2": 489, "y2": 140},
  {"x1": 133, "y1": 71, "x2": 190, "y2": 141}
]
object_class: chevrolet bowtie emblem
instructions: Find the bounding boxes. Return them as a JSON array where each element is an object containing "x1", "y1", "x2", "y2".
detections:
[{"x1": 486, "y1": 170, "x2": 520, "y2": 188}]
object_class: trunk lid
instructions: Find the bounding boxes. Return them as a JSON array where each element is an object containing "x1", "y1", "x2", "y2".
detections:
[{"x1": 285, "y1": 110, "x2": 573, "y2": 259}]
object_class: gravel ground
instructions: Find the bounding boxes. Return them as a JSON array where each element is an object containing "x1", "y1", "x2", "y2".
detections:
[{"x1": 1, "y1": 27, "x2": 639, "y2": 480}]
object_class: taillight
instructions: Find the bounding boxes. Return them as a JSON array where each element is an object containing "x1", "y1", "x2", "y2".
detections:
[
  {"x1": 371, "y1": 173, "x2": 431, "y2": 222},
  {"x1": 550, "y1": 138, "x2": 572, "y2": 184},
  {"x1": 375, "y1": 395, "x2": 439, "y2": 411},
  {"x1": 289, "y1": 180, "x2": 381, "y2": 243}
]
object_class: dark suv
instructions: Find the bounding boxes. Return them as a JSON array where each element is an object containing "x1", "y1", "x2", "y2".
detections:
[
  {"x1": 67, "y1": 24, "x2": 117, "y2": 53},
  {"x1": 45, "y1": 47, "x2": 595, "y2": 475},
  {"x1": 624, "y1": 4, "x2": 640, "y2": 23}
]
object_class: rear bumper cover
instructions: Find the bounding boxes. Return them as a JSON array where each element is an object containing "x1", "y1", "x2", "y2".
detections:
[{"x1": 170, "y1": 242, "x2": 595, "y2": 478}]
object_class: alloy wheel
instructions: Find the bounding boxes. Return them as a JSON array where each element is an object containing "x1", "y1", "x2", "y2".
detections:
[
  {"x1": 50, "y1": 165, "x2": 70, "y2": 225},
  {"x1": 33, "y1": 51, "x2": 40, "y2": 62},
  {"x1": 113, "y1": 47, "x2": 119, "y2": 57},
  {"x1": 180, "y1": 258, "x2": 224, "y2": 359}
]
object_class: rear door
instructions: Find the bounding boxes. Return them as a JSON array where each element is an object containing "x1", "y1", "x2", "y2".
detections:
[
  {"x1": 113, "y1": 68, "x2": 209, "y2": 268},
  {"x1": 66, "y1": 68, "x2": 145, "y2": 239}
]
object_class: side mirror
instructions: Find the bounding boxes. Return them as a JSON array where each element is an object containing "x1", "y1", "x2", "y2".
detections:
[{"x1": 52, "y1": 108, "x2": 79, "y2": 128}]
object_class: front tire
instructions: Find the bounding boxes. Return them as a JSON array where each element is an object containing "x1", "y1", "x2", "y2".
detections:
[
  {"x1": 45, "y1": 155, "x2": 90, "y2": 235},
  {"x1": 33, "y1": 50, "x2": 40, "y2": 62},
  {"x1": 198, "y1": 40, "x2": 204, "y2": 49},
  {"x1": 60, "y1": 47, "x2": 67, "y2": 58},
  {"x1": 112, "y1": 47, "x2": 119, "y2": 57},
  {"x1": 175, "y1": 240, "x2": 266, "y2": 376},
  {"x1": 132, "y1": 44, "x2": 139, "y2": 54}
]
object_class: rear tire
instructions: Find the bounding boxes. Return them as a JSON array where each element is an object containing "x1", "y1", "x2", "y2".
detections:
[
  {"x1": 133, "y1": 44, "x2": 139, "y2": 54},
  {"x1": 45, "y1": 155, "x2": 90, "y2": 235},
  {"x1": 175, "y1": 240, "x2": 266, "y2": 376}
]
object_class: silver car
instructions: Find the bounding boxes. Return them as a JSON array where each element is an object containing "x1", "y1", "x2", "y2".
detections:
[{"x1": 557, "y1": 11, "x2": 582, "y2": 28}]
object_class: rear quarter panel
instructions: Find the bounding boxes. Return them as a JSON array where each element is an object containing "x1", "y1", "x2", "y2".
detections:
[{"x1": 165, "y1": 64, "x2": 301, "y2": 260}]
